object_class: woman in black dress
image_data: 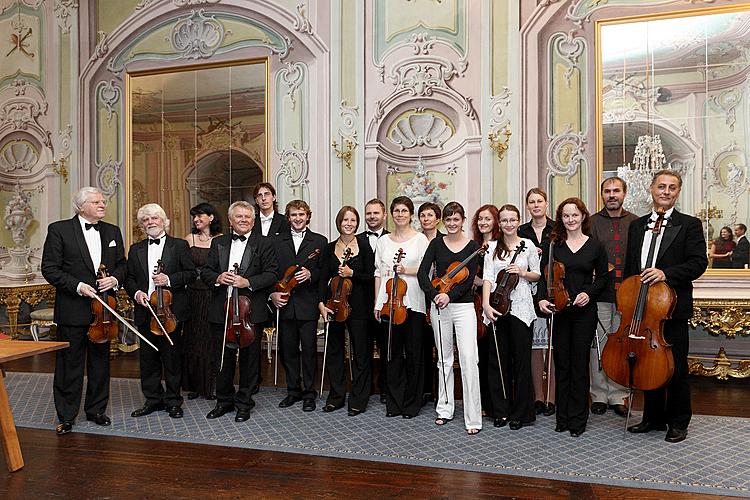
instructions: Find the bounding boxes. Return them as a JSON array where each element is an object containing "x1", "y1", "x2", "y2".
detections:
[
  {"x1": 538, "y1": 198, "x2": 608, "y2": 437},
  {"x1": 319, "y1": 206, "x2": 375, "y2": 416},
  {"x1": 182, "y1": 203, "x2": 222, "y2": 400}
]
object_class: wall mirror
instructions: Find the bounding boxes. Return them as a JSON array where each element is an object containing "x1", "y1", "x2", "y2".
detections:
[
  {"x1": 596, "y1": 5, "x2": 750, "y2": 274},
  {"x1": 126, "y1": 59, "x2": 268, "y2": 243}
]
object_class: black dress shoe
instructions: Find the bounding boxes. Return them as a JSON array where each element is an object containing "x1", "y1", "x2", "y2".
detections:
[
  {"x1": 628, "y1": 420, "x2": 667, "y2": 433},
  {"x1": 534, "y1": 401, "x2": 546, "y2": 415},
  {"x1": 509, "y1": 420, "x2": 523, "y2": 430},
  {"x1": 385, "y1": 411, "x2": 401, "y2": 417},
  {"x1": 279, "y1": 395, "x2": 302, "y2": 408},
  {"x1": 380, "y1": 394, "x2": 387, "y2": 404},
  {"x1": 302, "y1": 398, "x2": 316, "y2": 412},
  {"x1": 235, "y1": 408, "x2": 251, "y2": 422},
  {"x1": 323, "y1": 403, "x2": 343, "y2": 413},
  {"x1": 554, "y1": 423, "x2": 568, "y2": 432},
  {"x1": 542, "y1": 403, "x2": 556, "y2": 416},
  {"x1": 493, "y1": 417, "x2": 508, "y2": 428},
  {"x1": 206, "y1": 404, "x2": 234, "y2": 419},
  {"x1": 56, "y1": 422, "x2": 73, "y2": 435},
  {"x1": 131, "y1": 402, "x2": 166, "y2": 418},
  {"x1": 167, "y1": 406, "x2": 183, "y2": 419},
  {"x1": 187, "y1": 392, "x2": 199, "y2": 400},
  {"x1": 590, "y1": 402, "x2": 607, "y2": 415},
  {"x1": 86, "y1": 413, "x2": 111, "y2": 426},
  {"x1": 665, "y1": 426, "x2": 687, "y2": 443},
  {"x1": 347, "y1": 408, "x2": 363, "y2": 416},
  {"x1": 402, "y1": 414, "x2": 415, "y2": 419},
  {"x1": 610, "y1": 404, "x2": 628, "y2": 417},
  {"x1": 569, "y1": 427, "x2": 586, "y2": 437}
]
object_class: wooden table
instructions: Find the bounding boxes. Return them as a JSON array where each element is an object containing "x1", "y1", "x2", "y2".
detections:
[{"x1": 0, "y1": 340, "x2": 68, "y2": 472}]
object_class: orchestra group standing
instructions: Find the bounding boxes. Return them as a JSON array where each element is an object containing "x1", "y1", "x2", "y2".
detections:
[{"x1": 41, "y1": 168, "x2": 707, "y2": 443}]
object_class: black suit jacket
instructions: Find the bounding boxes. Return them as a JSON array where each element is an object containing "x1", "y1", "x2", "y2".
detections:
[
  {"x1": 251, "y1": 211, "x2": 290, "y2": 238},
  {"x1": 624, "y1": 210, "x2": 708, "y2": 320},
  {"x1": 41, "y1": 216, "x2": 127, "y2": 326},
  {"x1": 124, "y1": 235, "x2": 196, "y2": 326},
  {"x1": 273, "y1": 229, "x2": 327, "y2": 321},
  {"x1": 732, "y1": 235, "x2": 749, "y2": 269},
  {"x1": 202, "y1": 232, "x2": 279, "y2": 325}
]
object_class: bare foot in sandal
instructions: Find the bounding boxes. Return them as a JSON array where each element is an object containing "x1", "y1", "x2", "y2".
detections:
[
  {"x1": 467, "y1": 428, "x2": 481, "y2": 435},
  {"x1": 435, "y1": 417, "x2": 453, "y2": 426}
]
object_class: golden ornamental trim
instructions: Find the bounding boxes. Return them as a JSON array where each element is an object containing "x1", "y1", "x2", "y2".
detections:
[
  {"x1": 488, "y1": 124, "x2": 512, "y2": 163},
  {"x1": 688, "y1": 347, "x2": 750, "y2": 380},
  {"x1": 691, "y1": 299, "x2": 750, "y2": 338},
  {"x1": 331, "y1": 139, "x2": 354, "y2": 170}
]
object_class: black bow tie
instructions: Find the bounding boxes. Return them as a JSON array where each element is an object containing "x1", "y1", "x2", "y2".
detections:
[
  {"x1": 149, "y1": 238, "x2": 161, "y2": 245},
  {"x1": 366, "y1": 230, "x2": 379, "y2": 237},
  {"x1": 232, "y1": 234, "x2": 247, "y2": 242},
  {"x1": 85, "y1": 223, "x2": 99, "y2": 231}
]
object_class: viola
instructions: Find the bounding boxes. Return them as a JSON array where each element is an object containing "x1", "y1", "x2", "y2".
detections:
[
  {"x1": 431, "y1": 242, "x2": 489, "y2": 294},
  {"x1": 275, "y1": 249, "x2": 321, "y2": 295},
  {"x1": 325, "y1": 247, "x2": 354, "y2": 322},
  {"x1": 543, "y1": 242, "x2": 571, "y2": 313},
  {"x1": 379, "y1": 248, "x2": 408, "y2": 326},
  {"x1": 88, "y1": 264, "x2": 119, "y2": 343},
  {"x1": 224, "y1": 263, "x2": 256, "y2": 349},
  {"x1": 149, "y1": 259, "x2": 177, "y2": 336},
  {"x1": 489, "y1": 240, "x2": 527, "y2": 316},
  {"x1": 602, "y1": 210, "x2": 675, "y2": 391}
]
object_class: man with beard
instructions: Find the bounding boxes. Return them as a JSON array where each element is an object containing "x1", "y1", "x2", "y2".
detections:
[{"x1": 589, "y1": 177, "x2": 637, "y2": 417}]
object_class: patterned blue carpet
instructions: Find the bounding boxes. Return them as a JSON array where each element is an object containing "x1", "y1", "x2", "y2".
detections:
[{"x1": 6, "y1": 371, "x2": 749, "y2": 497}]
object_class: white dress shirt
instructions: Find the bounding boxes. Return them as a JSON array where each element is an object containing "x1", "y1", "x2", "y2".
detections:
[
  {"x1": 482, "y1": 238, "x2": 540, "y2": 327},
  {"x1": 228, "y1": 233, "x2": 249, "y2": 272},
  {"x1": 374, "y1": 232, "x2": 429, "y2": 314},
  {"x1": 79, "y1": 215, "x2": 102, "y2": 273},
  {"x1": 640, "y1": 207, "x2": 674, "y2": 269},
  {"x1": 292, "y1": 229, "x2": 306, "y2": 253},
  {"x1": 366, "y1": 227, "x2": 384, "y2": 252},
  {"x1": 259, "y1": 211, "x2": 275, "y2": 237},
  {"x1": 146, "y1": 233, "x2": 166, "y2": 295}
]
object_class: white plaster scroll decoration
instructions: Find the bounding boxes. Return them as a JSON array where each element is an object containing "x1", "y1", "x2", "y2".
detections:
[
  {"x1": 0, "y1": 0, "x2": 43, "y2": 15},
  {"x1": 278, "y1": 62, "x2": 305, "y2": 111},
  {"x1": 95, "y1": 156, "x2": 121, "y2": 197},
  {"x1": 665, "y1": 152, "x2": 693, "y2": 178},
  {"x1": 97, "y1": 79, "x2": 121, "y2": 124},
  {"x1": 546, "y1": 124, "x2": 586, "y2": 182},
  {"x1": 338, "y1": 99, "x2": 359, "y2": 144},
  {"x1": 56, "y1": 124, "x2": 73, "y2": 162},
  {"x1": 387, "y1": 108, "x2": 454, "y2": 151},
  {"x1": 375, "y1": 32, "x2": 467, "y2": 83},
  {"x1": 551, "y1": 30, "x2": 585, "y2": 88},
  {"x1": 11, "y1": 78, "x2": 26, "y2": 96},
  {"x1": 174, "y1": 0, "x2": 221, "y2": 6},
  {"x1": 709, "y1": 88, "x2": 742, "y2": 133},
  {"x1": 293, "y1": 1, "x2": 313, "y2": 35},
  {"x1": 277, "y1": 147, "x2": 309, "y2": 188},
  {"x1": 489, "y1": 86, "x2": 511, "y2": 129},
  {"x1": 0, "y1": 100, "x2": 51, "y2": 148},
  {"x1": 679, "y1": 123, "x2": 691, "y2": 139},
  {"x1": 707, "y1": 142, "x2": 748, "y2": 222},
  {"x1": 134, "y1": 0, "x2": 157, "y2": 10},
  {"x1": 54, "y1": 0, "x2": 78, "y2": 35},
  {"x1": 93, "y1": 31, "x2": 109, "y2": 60},
  {"x1": 0, "y1": 139, "x2": 39, "y2": 174},
  {"x1": 170, "y1": 9, "x2": 225, "y2": 60}
]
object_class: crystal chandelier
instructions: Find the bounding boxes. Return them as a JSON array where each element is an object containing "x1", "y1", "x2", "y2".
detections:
[{"x1": 617, "y1": 134, "x2": 666, "y2": 214}]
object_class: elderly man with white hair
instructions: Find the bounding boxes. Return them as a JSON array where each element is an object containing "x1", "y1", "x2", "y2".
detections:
[
  {"x1": 125, "y1": 203, "x2": 196, "y2": 419},
  {"x1": 42, "y1": 187, "x2": 127, "y2": 435}
]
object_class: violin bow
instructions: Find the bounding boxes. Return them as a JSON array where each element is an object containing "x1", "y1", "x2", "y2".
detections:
[
  {"x1": 90, "y1": 294, "x2": 159, "y2": 352},
  {"x1": 320, "y1": 320, "x2": 329, "y2": 398},
  {"x1": 490, "y1": 322, "x2": 507, "y2": 399},
  {"x1": 274, "y1": 308, "x2": 280, "y2": 386},
  {"x1": 219, "y1": 282, "x2": 232, "y2": 372},
  {"x1": 144, "y1": 301, "x2": 174, "y2": 346},
  {"x1": 434, "y1": 305, "x2": 449, "y2": 405}
]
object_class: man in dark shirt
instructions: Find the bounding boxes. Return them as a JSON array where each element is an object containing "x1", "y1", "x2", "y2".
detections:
[
  {"x1": 589, "y1": 177, "x2": 637, "y2": 417},
  {"x1": 732, "y1": 223, "x2": 749, "y2": 269}
]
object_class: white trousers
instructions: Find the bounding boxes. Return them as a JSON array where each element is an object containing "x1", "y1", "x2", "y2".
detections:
[
  {"x1": 431, "y1": 302, "x2": 482, "y2": 430},
  {"x1": 590, "y1": 302, "x2": 628, "y2": 405}
]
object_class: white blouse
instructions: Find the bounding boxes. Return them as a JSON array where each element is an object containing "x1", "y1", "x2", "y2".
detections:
[
  {"x1": 374, "y1": 232, "x2": 429, "y2": 315},
  {"x1": 482, "y1": 238, "x2": 540, "y2": 327}
]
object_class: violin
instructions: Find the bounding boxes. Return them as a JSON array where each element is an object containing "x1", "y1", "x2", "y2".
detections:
[
  {"x1": 224, "y1": 263, "x2": 255, "y2": 349},
  {"x1": 149, "y1": 259, "x2": 177, "y2": 335},
  {"x1": 275, "y1": 249, "x2": 321, "y2": 295},
  {"x1": 543, "y1": 242, "x2": 571, "y2": 313},
  {"x1": 489, "y1": 240, "x2": 527, "y2": 316},
  {"x1": 88, "y1": 264, "x2": 119, "y2": 343},
  {"x1": 431, "y1": 242, "x2": 489, "y2": 294},
  {"x1": 325, "y1": 247, "x2": 353, "y2": 322},
  {"x1": 379, "y1": 248, "x2": 408, "y2": 326},
  {"x1": 602, "y1": 210, "x2": 675, "y2": 391},
  {"x1": 473, "y1": 285, "x2": 486, "y2": 340}
]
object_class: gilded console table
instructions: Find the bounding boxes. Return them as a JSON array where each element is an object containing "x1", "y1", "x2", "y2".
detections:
[
  {"x1": 689, "y1": 298, "x2": 750, "y2": 380},
  {"x1": 0, "y1": 283, "x2": 55, "y2": 337}
]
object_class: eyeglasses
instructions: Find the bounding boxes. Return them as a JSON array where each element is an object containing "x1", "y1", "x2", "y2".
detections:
[{"x1": 499, "y1": 218, "x2": 518, "y2": 225}]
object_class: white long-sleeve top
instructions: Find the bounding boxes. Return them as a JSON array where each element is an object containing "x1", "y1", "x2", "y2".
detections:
[
  {"x1": 482, "y1": 238, "x2": 540, "y2": 327},
  {"x1": 374, "y1": 232, "x2": 429, "y2": 315}
]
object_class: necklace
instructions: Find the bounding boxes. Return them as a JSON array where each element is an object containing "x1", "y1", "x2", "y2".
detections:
[{"x1": 197, "y1": 232, "x2": 211, "y2": 242}]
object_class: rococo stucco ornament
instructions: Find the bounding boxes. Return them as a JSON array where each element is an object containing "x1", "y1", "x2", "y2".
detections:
[{"x1": 170, "y1": 9, "x2": 226, "y2": 60}]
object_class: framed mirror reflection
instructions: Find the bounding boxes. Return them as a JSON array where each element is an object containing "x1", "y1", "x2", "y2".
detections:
[
  {"x1": 596, "y1": 5, "x2": 750, "y2": 274},
  {"x1": 126, "y1": 59, "x2": 268, "y2": 243}
]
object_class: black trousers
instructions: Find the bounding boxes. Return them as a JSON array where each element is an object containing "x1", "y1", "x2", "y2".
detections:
[
  {"x1": 552, "y1": 305, "x2": 597, "y2": 432},
  {"x1": 214, "y1": 323, "x2": 260, "y2": 410},
  {"x1": 137, "y1": 322, "x2": 183, "y2": 407},
  {"x1": 279, "y1": 318, "x2": 318, "y2": 399},
  {"x1": 487, "y1": 315, "x2": 535, "y2": 423},
  {"x1": 324, "y1": 317, "x2": 371, "y2": 410},
  {"x1": 53, "y1": 325, "x2": 111, "y2": 423},
  {"x1": 369, "y1": 315, "x2": 387, "y2": 395},
  {"x1": 642, "y1": 319, "x2": 692, "y2": 429},
  {"x1": 384, "y1": 310, "x2": 425, "y2": 417}
]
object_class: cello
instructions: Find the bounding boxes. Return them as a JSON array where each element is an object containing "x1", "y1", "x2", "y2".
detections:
[
  {"x1": 325, "y1": 247, "x2": 353, "y2": 322},
  {"x1": 88, "y1": 264, "x2": 119, "y2": 343},
  {"x1": 223, "y1": 263, "x2": 255, "y2": 350},
  {"x1": 602, "y1": 209, "x2": 675, "y2": 393},
  {"x1": 149, "y1": 259, "x2": 177, "y2": 336},
  {"x1": 489, "y1": 240, "x2": 527, "y2": 316},
  {"x1": 379, "y1": 248, "x2": 407, "y2": 361}
]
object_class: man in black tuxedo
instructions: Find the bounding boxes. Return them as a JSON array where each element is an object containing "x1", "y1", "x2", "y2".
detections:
[
  {"x1": 360, "y1": 198, "x2": 390, "y2": 403},
  {"x1": 270, "y1": 200, "x2": 327, "y2": 412},
  {"x1": 732, "y1": 223, "x2": 749, "y2": 269},
  {"x1": 202, "y1": 201, "x2": 278, "y2": 422},
  {"x1": 41, "y1": 187, "x2": 126, "y2": 435},
  {"x1": 625, "y1": 170, "x2": 707, "y2": 443},
  {"x1": 251, "y1": 182, "x2": 290, "y2": 238},
  {"x1": 125, "y1": 204, "x2": 196, "y2": 419}
]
